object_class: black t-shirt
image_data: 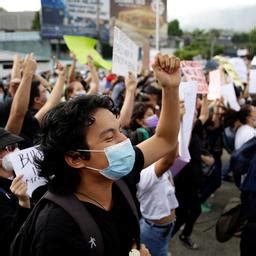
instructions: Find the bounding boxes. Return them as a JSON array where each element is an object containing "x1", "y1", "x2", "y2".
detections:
[
  {"x1": 0, "y1": 177, "x2": 30, "y2": 256},
  {"x1": 29, "y1": 146, "x2": 144, "y2": 256}
]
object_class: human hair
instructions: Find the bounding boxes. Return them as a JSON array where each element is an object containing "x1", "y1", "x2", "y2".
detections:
[
  {"x1": 29, "y1": 80, "x2": 41, "y2": 108},
  {"x1": 36, "y1": 95, "x2": 117, "y2": 195},
  {"x1": 237, "y1": 104, "x2": 253, "y2": 124},
  {"x1": 130, "y1": 102, "x2": 155, "y2": 130}
]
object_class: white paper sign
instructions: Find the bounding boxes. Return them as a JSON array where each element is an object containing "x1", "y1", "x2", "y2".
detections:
[
  {"x1": 9, "y1": 146, "x2": 46, "y2": 197},
  {"x1": 251, "y1": 56, "x2": 256, "y2": 66},
  {"x1": 112, "y1": 27, "x2": 139, "y2": 77},
  {"x1": 249, "y1": 70, "x2": 256, "y2": 94},
  {"x1": 230, "y1": 57, "x2": 248, "y2": 84},
  {"x1": 220, "y1": 83, "x2": 241, "y2": 111},
  {"x1": 178, "y1": 81, "x2": 198, "y2": 162},
  {"x1": 208, "y1": 69, "x2": 221, "y2": 100}
]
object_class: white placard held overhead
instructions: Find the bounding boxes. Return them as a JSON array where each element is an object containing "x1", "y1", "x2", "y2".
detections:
[
  {"x1": 178, "y1": 81, "x2": 198, "y2": 162},
  {"x1": 112, "y1": 27, "x2": 139, "y2": 77},
  {"x1": 9, "y1": 146, "x2": 46, "y2": 197},
  {"x1": 220, "y1": 83, "x2": 241, "y2": 111},
  {"x1": 208, "y1": 69, "x2": 221, "y2": 100},
  {"x1": 230, "y1": 57, "x2": 248, "y2": 84},
  {"x1": 249, "y1": 70, "x2": 256, "y2": 94},
  {"x1": 251, "y1": 56, "x2": 256, "y2": 66}
]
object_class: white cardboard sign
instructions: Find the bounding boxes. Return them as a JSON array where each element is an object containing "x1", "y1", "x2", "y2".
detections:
[
  {"x1": 220, "y1": 83, "x2": 241, "y2": 111},
  {"x1": 178, "y1": 81, "x2": 198, "y2": 162},
  {"x1": 208, "y1": 69, "x2": 221, "y2": 100},
  {"x1": 112, "y1": 26, "x2": 139, "y2": 77},
  {"x1": 249, "y1": 70, "x2": 256, "y2": 94},
  {"x1": 9, "y1": 146, "x2": 46, "y2": 197}
]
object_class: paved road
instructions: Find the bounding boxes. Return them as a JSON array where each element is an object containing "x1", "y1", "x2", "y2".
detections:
[{"x1": 169, "y1": 181, "x2": 240, "y2": 256}]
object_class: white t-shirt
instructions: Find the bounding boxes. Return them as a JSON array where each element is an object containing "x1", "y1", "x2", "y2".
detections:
[
  {"x1": 235, "y1": 124, "x2": 256, "y2": 150},
  {"x1": 136, "y1": 163, "x2": 179, "y2": 220}
]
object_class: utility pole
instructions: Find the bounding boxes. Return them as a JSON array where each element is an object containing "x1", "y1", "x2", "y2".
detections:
[
  {"x1": 96, "y1": 0, "x2": 101, "y2": 53},
  {"x1": 155, "y1": 0, "x2": 160, "y2": 51}
]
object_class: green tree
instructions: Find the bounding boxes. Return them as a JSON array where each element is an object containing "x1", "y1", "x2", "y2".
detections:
[
  {"x1": 32, "y1": 11, "x2": 40, "y2": 30},
  {"x1": 248, "y1": 27, "x2": 256, "y2": 55},
  {"x1": 168, "y1": 19, "x2": 183, "y2": 37}
]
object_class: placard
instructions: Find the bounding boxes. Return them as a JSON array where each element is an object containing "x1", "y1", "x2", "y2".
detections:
[
  {"x1": 112, "y1": 26, "x2": 139, "y2": 77},
  {"x1": 208, "y1": 69, "x2": 221, "y2": 100},
  {"x1": 181, "y1": 61, "x2": 208, "y2": 94},
  {"x1": 9, "y1": 146, "x2": 46, "y2": 197}
]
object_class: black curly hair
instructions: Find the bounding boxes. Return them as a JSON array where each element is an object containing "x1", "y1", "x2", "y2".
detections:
[{"x1": 36, "y1": 95, "x2": 117, "y2": 195}]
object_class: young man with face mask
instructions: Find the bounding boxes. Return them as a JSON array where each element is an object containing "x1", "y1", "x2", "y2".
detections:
[
  {"x1": 0, "y1": 128, "x2": 31, "y2": 256},
  {"x1": 11, "y1": 53, "x2": 180, "y2": 256}
]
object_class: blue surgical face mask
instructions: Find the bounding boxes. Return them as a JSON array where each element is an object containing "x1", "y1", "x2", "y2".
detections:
[{"x1": 77, "y1": 139, "x2": 135, "y2": 180}]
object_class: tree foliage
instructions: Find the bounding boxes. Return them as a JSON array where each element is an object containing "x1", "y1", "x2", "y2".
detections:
[
  {"x1": 32, "y1": 11, "x2": 40, "y2": 30},
  {"x1": 168, "y1": 19, "x2": 183, "y2": 37}
]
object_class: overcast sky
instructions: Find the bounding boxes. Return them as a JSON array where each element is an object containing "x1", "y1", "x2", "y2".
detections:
[{"x1": 0, "y1": 0, "x2": 255, "y2": 22}]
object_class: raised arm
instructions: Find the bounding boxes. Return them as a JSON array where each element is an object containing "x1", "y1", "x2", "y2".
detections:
[
  {"x1": 68, "y1": 52, "x2": 77, "y2": 84},
  {"x1": 199, "y1": 94, "x2": 209, "y2": 125},
  {"x1": 154, "y1": 143, "x2": 178, "y2": 177},
  {"x1": 35, "y1": 62, "x2": 66, "y2": 124},
  {"x1": 86, "y1": 56, "x2": 100, "y2": 95},
  {"x1": 137, "y1": 54, "x2": 181, "y2": 168},
  {"x1": 119, "y1": 72, "x2": 137, "y2": 128},
  {"x1": 9, "y1": 55, "x2": 22, "y2": 97},
  {"x1": 5, "y1": 54, "x2": 37, "y2": 135}
]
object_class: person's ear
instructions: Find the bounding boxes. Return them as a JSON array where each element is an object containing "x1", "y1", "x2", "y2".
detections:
[{"x1": 64, "y1": 152, "x2": 85, "y2": 169}]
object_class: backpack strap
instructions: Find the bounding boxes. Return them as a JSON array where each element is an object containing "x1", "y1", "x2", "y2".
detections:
[
  {"x1": 43, "y1": 191, "x2": 104, "y2": 256},
  {"x1": 115, "y1": 180, "x2": 139, "y2": 221}
]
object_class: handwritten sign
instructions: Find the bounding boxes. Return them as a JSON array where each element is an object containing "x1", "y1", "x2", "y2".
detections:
[
  {"x1": 9, "y1": 146, "x2": 46, "y2": 197},
  {"x1": 249, "y1": 70, "x2": 256, "y2": 94},
  {"x1": 112, "y1": 26, "x2": 139, "y2": 77},
  {"x1": 208, "y1": 69, "x2": 221, "y2": 100},
  {"x1": 181, "y1": 61, "x2": 208, "y2": 94},
  {"x1": 220, "y1": 83, "x2": 241, "y2": 111}
]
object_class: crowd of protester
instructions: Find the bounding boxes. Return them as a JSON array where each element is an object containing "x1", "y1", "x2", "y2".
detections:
[{"x1": 0, "y1": 50, "x2": 256, "y2": 256}]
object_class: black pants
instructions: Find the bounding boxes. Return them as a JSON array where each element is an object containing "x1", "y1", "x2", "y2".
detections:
[
  {"x1": 240, "y1": 221, "x2": 256, "y2": 256},
  {"x1": 172, "y1": 190, "x2": 202, "y2": 237}
]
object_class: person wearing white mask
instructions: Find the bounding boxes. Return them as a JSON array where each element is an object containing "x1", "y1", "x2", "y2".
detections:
[{"x1": 0, "y1": 128, "x2": 31, "y2": 256}]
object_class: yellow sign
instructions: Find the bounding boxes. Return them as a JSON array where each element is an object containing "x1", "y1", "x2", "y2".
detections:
[
  {"x1": 214, "y1": 56, "x2": 244, "y2": 89},
  {"x1": 64, "y1": 35, "x2": 112, "y2": 70}
]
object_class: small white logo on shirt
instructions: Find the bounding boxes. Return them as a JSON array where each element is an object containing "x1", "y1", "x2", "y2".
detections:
[{"x1": 89, "y1": 237, "x2": 96, "y2": 248}]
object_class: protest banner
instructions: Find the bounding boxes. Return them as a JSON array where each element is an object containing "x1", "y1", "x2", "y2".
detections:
[
  {"x1": 208, "y1": 69, "x2": 221, "y2": 100},
  {"x1": 180, "y1": 61, "x2": 208, "y2": 94},
  {"x1": 64, "y1": 35, "x2": 112, "y2": 70},
  {"x1": 249, "y1": 70, "x2": 256, "y2": 94},
  {"x1": 220, "y1": 83, "x2": 241, "y2": 111},
  {"x1": 112, "y1": 26, "x2": 139, "y2": 77},
  {"x1": 229, "y1": 57, "x2": 248, "y2": 84},
  {"x1": 214, "y1": 56, "x2": 244, "y2": 88},
  {"x1": 9, "y1": 146, "x2": 46, "y2": 197}
]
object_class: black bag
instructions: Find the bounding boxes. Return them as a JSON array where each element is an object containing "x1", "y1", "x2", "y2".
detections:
[
  {"x1": 216, "y1": 197, "x2": 242, "y2": 242},
  {"x1": 10, "y1": 180, "x2": 139, "y2": 256}
]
